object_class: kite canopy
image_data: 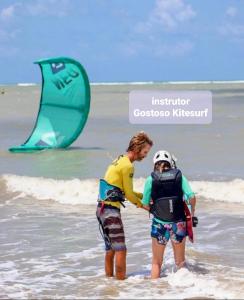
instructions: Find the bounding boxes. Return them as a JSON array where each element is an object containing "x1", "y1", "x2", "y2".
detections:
[{"x1": 9, "y1": 57, "x2": 90, "y2": 152}]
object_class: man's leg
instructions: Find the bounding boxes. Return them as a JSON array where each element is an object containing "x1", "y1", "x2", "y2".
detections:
[
  {"x1": 105, "y1": 249, "x2": 115, "y2": 277},
  {"x1": 115, "y1": 249, "x2": 127, "y2": 280},
  {"x1": 100, "y1": 207, "x2": 126, "y2": 280}
]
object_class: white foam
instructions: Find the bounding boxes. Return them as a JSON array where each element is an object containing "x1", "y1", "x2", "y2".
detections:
[
  {"x1": 119, "y1": 267, "x2": 235, "y2": 299},
  {"x1": 90, "y1": 80, "x2": 244, "y2": 85},
  {"x1": 62, "y1": 246, "x2": 103, "y2": 261},
  {"x1": 2, "y1": 174, "x2": 244, "y2": 205},
  {"x1": 191, "y1": 179, "x2": 244, "y2": 203},
  {"x1": 0, "y1": 244, "x2": 242, "y2": 299},
  {"x1": 91, "y1": 81, "x2": 155, "y2": 85},
  {"x1": 165, "y1": 80, "x2": 244, "y2": 85},
  {"x1": 132, "y1": 240, "x2": 151, "y2": 247},
  {"x1": 2, "y1": 174, "x2": 99, "y2": 205},
  {"x1": 166, "y1": 268, "x2": 234, "y2": 298},
  {"x1": 17, "y1": 83, "x2": 37, "y2": 86},
  {"x1": 0, "y1": 261, "x2": 16, "y2": 269},
  {"x1": 2, "y1": 80, "x2": 244, "y2": 88}
]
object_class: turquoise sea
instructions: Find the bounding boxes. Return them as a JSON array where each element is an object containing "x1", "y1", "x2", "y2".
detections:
[{"x1": 0, "y1": 82, "x2": 243, "y2": 299}]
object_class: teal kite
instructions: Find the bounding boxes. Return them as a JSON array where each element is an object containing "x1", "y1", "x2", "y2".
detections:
[{"x1": 9, "y1": 57, "x2": 90, "y2": 152}]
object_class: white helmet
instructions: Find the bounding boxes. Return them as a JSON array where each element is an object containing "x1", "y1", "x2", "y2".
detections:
[{"x1": 153, "y1": 150, "x2": 177, "y2": 167}]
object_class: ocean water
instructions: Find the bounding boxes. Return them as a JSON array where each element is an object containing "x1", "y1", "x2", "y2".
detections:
[{"x1": 0, "y1": 82, "x2": 244, "y2": 299}]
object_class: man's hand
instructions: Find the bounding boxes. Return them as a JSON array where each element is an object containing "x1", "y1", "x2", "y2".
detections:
[{"x1": 136, "y1": 202, "x2": 143, "y2": 208}]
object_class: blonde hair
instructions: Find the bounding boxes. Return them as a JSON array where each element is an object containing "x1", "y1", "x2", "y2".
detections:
[{"x1": 126, "y1": 131, "x2": 153, "y2": 153}]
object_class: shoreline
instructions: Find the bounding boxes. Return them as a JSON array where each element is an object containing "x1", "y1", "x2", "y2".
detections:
[{"x1": 1, "y1": 80, "x2": 244, "y2": 87}]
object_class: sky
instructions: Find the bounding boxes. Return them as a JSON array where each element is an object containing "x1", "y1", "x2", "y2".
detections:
[{"x1": 1, "y1": 0, "x2": 244, "y2": 83}]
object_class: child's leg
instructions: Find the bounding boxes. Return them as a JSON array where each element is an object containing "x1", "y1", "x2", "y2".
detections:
[
  {"x1": 170, "y1": 221, "x2": 187, "y2": 269},
  {"x1": 151, "y1": 237, "x2": 166, "y2": 279},
  {"x1": 171, "y1": 237, "x2": 186, "y2": 269}
]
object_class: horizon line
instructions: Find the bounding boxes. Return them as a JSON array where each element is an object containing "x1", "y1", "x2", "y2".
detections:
[{"x1": 1, "y1": 80, "x2": 244, "y2": 86}]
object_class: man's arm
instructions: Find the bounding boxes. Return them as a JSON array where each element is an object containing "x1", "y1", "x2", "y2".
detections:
[
  {"x1": 134, "y1": 191, "x2": 143, "y2": 199},
  {"x1": 121, "y1": 166, "x2": 142, "y2": 207}
]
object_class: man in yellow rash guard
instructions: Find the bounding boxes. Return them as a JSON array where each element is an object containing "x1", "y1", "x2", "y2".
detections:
[
  {"x1": 104, "y1": 154, "x2": 143, "y2": 209},
  {"x1": 96, "y1": 132, "x2": 153, "y2": 280}
]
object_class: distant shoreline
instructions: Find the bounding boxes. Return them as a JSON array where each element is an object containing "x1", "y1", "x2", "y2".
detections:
[{"x1": 1, "y1": 80, "x2": 244, "y2": 87}]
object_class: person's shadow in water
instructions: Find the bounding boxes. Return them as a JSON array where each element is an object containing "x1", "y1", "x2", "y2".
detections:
[
  {"x1": 185, "y1": 261, "x2": 210, "y2": 275},
  {"x1": 126, "y1": 269, "x2": 151, "y2": 279}
]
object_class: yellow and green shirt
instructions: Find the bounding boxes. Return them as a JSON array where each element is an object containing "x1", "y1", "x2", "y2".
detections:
[{"x1": 104, "y1": 155, "x2": 143, "y2": 208}]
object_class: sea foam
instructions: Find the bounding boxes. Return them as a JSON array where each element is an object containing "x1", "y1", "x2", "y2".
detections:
[{"x1": 1, "y1": 174, "x2": 244, "y2": 205}]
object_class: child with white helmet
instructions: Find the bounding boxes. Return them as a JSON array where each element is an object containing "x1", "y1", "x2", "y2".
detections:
[{"x1": 142, "y1": 150, "x2": 197, "y2": 279}]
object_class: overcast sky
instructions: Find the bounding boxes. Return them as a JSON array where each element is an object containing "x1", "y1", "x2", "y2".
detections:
[{"x1": 0, "y1": 0, "x2": 244, "y2": 83}]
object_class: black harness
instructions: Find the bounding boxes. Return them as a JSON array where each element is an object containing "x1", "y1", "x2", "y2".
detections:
[{"x1": 150, "y1": 168, "x2": 185, "y2": 222}]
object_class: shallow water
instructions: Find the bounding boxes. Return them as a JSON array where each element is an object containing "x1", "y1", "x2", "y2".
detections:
[
  {"x1": 0, "y1": 83, "x2": 244, "y2": 298},
  {"x1": 0, "y1": 194, "x2": 243, "y2": 299},
  {"x1": 0, "y1": 83, "x2": 244, "y2": 180}
]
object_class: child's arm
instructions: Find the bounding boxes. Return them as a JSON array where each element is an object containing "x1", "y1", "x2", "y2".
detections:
[
  {"x1": 182, "y1": 175, "x2": 197, "y2": 216},
  {"x1": 142, "y1": 205, "x2": 150, "y2": 211},
  {"x1": 141, "y1": 176, "x2": 152, "y2": 211},
  {"x1": 189, "y1": 195, "x2": 196, "y2": 216}
]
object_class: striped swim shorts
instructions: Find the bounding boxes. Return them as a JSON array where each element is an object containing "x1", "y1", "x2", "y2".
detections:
[{"x1": 96, "y1": 204, "x2": 126, "y2": 251}]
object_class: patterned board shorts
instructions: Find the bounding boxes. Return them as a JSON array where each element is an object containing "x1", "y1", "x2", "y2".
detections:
[
  {"x1": 96, "y1": 205, "x2": 126, "y2": 251},
  {"x1": 151, "y1": 218, "x2": 187, "y2": 245}
]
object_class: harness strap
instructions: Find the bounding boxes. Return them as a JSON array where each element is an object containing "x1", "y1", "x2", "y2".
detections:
[
  {"x1": 97, "y1": 202, "x2": 122, "y2": 215},
  {"x1": 96, "y1": 213, "x2": 111, "y2": 248},
  {"x1": 100, "y1": 201, "x2": 105, "y2": 214}
]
